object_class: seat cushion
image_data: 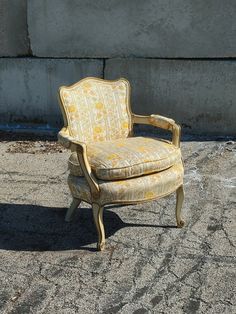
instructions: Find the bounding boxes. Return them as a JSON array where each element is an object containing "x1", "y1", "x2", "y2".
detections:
[
  {"x1": 68, "y1": 161, "x2": 184, "y2": 204},
  {"x1": 68, "y1": 137, "x2": 181, "y2": 180}
]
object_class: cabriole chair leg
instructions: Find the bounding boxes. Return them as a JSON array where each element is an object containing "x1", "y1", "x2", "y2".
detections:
[
  {"x1": 65, "y1": 198, "x2": 81, "y2": 222},
  {"x1": 176, "y1": 185, "x2": 185, "y2": 228},
  {"x1": 92, "y1": 203, "x2": 105, "y2": 251}
]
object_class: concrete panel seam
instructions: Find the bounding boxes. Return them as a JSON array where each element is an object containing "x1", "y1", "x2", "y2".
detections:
[
  {"x1": 26, "y1": 0, "x2": 33, "y2": 56},
  {"x1": 1, "y1": 56, "x2": 236, "y2": 61},
  {"x1": 102, "y1": 59, "x2": 106, "y2": 78},
  {"x1": 0, "y1": 57, "x2": 106, "y2": 61}
]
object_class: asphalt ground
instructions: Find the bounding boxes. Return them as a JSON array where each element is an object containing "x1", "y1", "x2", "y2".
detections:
[{"x1": 0, "y1": 133, "x2": 235, "y2": 313}]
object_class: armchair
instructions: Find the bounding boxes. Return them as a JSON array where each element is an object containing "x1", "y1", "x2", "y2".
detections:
[{"x1": 58, "y1": 77, "x2": 184, "y2": 251}]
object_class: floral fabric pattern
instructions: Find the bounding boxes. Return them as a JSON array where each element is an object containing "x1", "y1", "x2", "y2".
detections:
[
  {"x1": 58, "y1": 77, "x2": 184, "y2": 209},
  {"x1": 68, "y1": 162, "x2": 184, "y2": 205},
  {"x1": 68, "y1": 137, "x2": 181, "y2": 180},
  {"x1": 60, "y1": 78, "x2": 132, "y2": 143}
]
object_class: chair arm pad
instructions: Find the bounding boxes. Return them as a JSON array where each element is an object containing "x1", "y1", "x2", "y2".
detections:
[
  {"x1": 132, "y1": 114, "x2": 181, "y2": 147},
  {"x1": 149, "y1": 114, "x2": 175, "y2": 130},
  {"x1": 58, "y1": 128, "x2": 85, "y2": 152}
]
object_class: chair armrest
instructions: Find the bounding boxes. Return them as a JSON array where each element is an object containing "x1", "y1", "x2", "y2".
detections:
[
  {"x1": 58, "y1": 127, "x2": 78, "y2": 150},
  {"x1": 58, "y1": 128, "x2": 100, "y2": 198},
  {"x1": 132, "y1": 114, "x2": 181, "y2": 148}
]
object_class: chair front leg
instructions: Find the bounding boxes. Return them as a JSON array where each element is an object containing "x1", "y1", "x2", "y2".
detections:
[
  {"x1": 92, "y1": 203, "x2": 105, "y2": 251},
  {"x1": 176, "y1": 185, "x2": 185, "y2": 228},
  {"x1": 65, "y1": 197, "x2": 81, "y2": 222}
]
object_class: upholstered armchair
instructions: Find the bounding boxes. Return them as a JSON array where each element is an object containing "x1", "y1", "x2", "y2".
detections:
[{"x1": 58, "y1": 77, "x2": 184, "y2": 251}]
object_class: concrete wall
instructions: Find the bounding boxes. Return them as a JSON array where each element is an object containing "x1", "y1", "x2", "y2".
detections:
[
  {"x1": 0, "y1": 0, "x2": 236, "y2": 135},
  {"x1": 0, "y1": 0, "x2": 29, "y2": 56},
  {"x1": 0, "y1": 59, "x2": 103, "y2": 127},
  {"x1": 28, "y1": 0, "x2": 236, "y2": 58},
  {"x1": 105, "y1": 59, "x2": 236, "y2": 135}
]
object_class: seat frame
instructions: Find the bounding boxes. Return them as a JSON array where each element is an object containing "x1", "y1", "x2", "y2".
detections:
[{"x1": 58, "y1": 77, "x2": 185, "y2": 251}]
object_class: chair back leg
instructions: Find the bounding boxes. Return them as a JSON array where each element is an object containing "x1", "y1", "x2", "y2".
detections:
[
  {"x1": 65, "y1": 198, "x2": 81, "y2": 222},
  {"x1": 176, "y1": 185, "x2": 185, "y2": 228}
]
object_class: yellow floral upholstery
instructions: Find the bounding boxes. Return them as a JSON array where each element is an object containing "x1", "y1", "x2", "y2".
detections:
[
  {"x1": 59, "y1": 78, "x2": 132, "y2": 143},
  {"x1": 58, "y1": 77, "x2": 185, "y2": 251},
  {"x1": 68, "y1": 161, "x2": 184, "y2": 204},
  {"x1": 68, "y1": 136, "x2": 181, "y2": 180}
]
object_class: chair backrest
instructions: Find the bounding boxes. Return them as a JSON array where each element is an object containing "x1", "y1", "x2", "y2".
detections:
[{"x1": 59, "y1": 77, "x2": 132, "y2": 143}]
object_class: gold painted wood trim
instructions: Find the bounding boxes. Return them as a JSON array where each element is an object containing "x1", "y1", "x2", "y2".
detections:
[
  {"x1": 77, "y1": 147, "x2": 100, "y2": 199},
  {"x1": 57, "y1": 77, "x2": 185, "y2": 250},
  {"x1": 58, "y1": 128, "x2": 100, "y2": 197},
  {"x1": 58, "y1": 77, "x2": 133, "y2": 138},
  {"x1": 68, "y1": 181, "x2": 183, "y2": 207},
  {"x1": 92, "y1": 203, "x2": 105, "y2": 251},
  {"x1": 131, "y1": 113, "x2": 181, "y2": 148},
  {"x1": 68, "y1": 182, "x2": 184, "y2": 250},
  {"x1": 65, "y1": 198, "x2": 81, "y2": 222},
  {"x1": 176, "y1": 185, "x2": 185, "y2": 227}
]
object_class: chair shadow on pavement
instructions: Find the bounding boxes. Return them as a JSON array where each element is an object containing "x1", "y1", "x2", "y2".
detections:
[{"x1": 0, "y1": 203, "x2": 176, "y2": 252}]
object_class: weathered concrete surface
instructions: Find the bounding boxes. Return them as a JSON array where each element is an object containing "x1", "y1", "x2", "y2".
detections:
[
  {"x1": 0, "y1": 134, "x2": 235, "y2": 313},
  {"x1": 1, "y1": 58, "x2": 235, "y2": 135},
  {"x1": 0, "y1": 58, "x2": 103, "y2": 127},
  {"x1": 28, "y1": 0, "x2": 236, "y2": 58},
  {"x1": 0, "y1": 0, "x2": 29, "y2": 56},
  {"x1": 105, "y1": 59, "x2": 236, "y2": 136}
]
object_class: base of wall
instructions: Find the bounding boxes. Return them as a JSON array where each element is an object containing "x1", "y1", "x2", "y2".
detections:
[{"x1": 0, "y1": 58, "x2": 235, "y2": 136}]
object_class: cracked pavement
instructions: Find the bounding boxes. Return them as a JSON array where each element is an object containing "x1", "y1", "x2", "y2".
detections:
[{"x1": 0, "y1": 134, "x2": 235, "y2": 313}]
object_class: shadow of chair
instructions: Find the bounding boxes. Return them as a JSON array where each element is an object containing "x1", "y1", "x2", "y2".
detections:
[{"x1": 0, "y1": 203, "x2": 177, "y2": 252}]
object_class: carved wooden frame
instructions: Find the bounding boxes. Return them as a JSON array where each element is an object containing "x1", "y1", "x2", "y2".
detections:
[{"x1": 58, "y1": 77, "x2": 185, "y2": 251}]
